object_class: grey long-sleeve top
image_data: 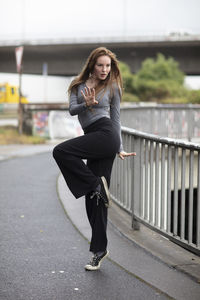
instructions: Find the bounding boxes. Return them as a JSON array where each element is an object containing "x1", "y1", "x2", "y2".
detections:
[{"x1": 69, "y1": 83, "x2": 123, "y2": 153}]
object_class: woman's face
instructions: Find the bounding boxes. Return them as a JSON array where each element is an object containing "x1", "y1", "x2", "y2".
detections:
[{"x1": 93, "y1": 55, "x2": 111, "y2": 81}]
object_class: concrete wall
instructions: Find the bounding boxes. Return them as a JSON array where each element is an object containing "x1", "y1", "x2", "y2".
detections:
[{"x1": 22, "y1": 103, "x2": 200, "y2": 143}]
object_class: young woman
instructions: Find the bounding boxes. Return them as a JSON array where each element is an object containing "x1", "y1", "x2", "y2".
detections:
[{"x1": 53, "y1": 47, "x2": 136, "y2": 271}]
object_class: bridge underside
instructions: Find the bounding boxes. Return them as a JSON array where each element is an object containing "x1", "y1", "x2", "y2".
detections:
[{"x1": 0, "y1": 40, "x2": 200, "y2": 76}]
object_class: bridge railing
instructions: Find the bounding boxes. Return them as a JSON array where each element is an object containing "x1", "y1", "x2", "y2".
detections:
[
  {"x1": 110, "y1": 126, "x2": 200, "y2": 255},
  {"x1": 120, "y1": 104, "x2": 200, "y2": 142}
]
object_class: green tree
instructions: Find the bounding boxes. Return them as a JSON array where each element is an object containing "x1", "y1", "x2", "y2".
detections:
[
  {"x1": 119, "y1": 54, "x2": 190, "y2": 103},
  {"x1": 134, "y1": 53, "x2": 185, "y2": 101},
  {"x1": 119, "y1": 62, "x2": 139, "y2": 102},
  {"x1": 136, "y1": 53, "x2": 184, "y2": 84},
  {"x1": 119, "y1": 61, "x2": 134, "y2": 93}
]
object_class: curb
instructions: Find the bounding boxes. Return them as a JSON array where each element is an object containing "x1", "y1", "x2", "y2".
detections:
[{"x1": 108, "y1": 201, "x2": 200, "y2": 284}]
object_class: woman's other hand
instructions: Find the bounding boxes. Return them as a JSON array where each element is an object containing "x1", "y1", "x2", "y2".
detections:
[
  {"x1": 118, "y1": 151, "x2": 136, "y2": 160},
  {"x1": 81, "y1": 87, "x2": 98, "y2": 107}
]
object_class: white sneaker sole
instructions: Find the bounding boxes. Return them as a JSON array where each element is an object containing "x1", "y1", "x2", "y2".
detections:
[
  {"x1": 85, "y1": 250, "x2": 109, "y2": 271},
  {"x1": 101, "y1": 176, "x2": 111, "y2": 208}
]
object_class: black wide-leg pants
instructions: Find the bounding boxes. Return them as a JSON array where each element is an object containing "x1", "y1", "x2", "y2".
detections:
[{"x1": 53, "y1": 117, "x2": 120, "y2": 253}]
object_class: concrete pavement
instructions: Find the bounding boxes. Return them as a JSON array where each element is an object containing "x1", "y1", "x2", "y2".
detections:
[
  {"x1": 0, "y1": 144, "x2": 200, "y2": 299},
  {"x1": 0, "y1": 143, "x2": 56, "y2": 161}
]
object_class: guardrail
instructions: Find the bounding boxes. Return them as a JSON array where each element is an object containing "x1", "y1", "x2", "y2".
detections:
[
  {"x1": 120, "y1": 104, "x2": 200, "y2": 142},
  {"x1": 110, "y1": 126, "x2": 200, "y2": 255}
]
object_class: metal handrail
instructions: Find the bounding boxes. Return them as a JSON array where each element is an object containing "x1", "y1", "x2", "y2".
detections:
[
  {"x1": 110, "y1": 126, "x2": 200, "y2": 255},
  {"x1": 122, "y1": 126, "x2": 200, "y2": 150}
]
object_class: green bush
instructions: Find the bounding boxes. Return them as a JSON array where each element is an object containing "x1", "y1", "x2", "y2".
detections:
[
  {"x1": 134, "y1": 79, "x2": 187, "y2": 102},
  {"x1": 160, "y1": 97, "x2": 189, "y2": 104},
  {"x1": 136, "y1": 54, "x2": 184, "y2": 84},
  {"x1": 134, "y1": 54, "x2": 186, "y2": 102},
  {"x1": 160, "y1": 90, "x2": 200, "y2": 104},
  {"x1": 119, "y1": 54, "x2": 199, "y2": 104},
  {"x1": 187, "y1": 90, "x2": 200, "y2": 104},
  {"x1": 122, "y1": 92, "x2": 140, "y2": 102},
  {"x1": 119, "y1": 62, "x2": 135, "y2": 93}
]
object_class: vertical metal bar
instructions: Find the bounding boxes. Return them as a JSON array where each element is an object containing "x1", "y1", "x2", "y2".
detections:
[
  {"x1": 180, "y1": 148, "x2": 186, "y2": 240},
  {"x1": 149, "y1": 141, "x2": 154, "y2": 224},
  {"x1": 161, "y1": 144, "x2": 166, "y2": 229},
  {"x1": 130, "y1": 135, "x2": 134, "y2": 213},
  {"x1": 110, "y1": 160, "x2": 114, "y2": 198},
  {"x1": 173, "y1": 147, "x2": 178, "y2": 236},
  {"x1": 132, "y1": 136, "x2": 140, "y2": 230},
  {"x1": 118, "y1": 146, "x2": 122, "y2": 205},
  {"x1": 120, "y1": 131, "x2": 124, "y2": 205},
  {"x1": 114, "y1": 158, "x2": 117, "y2": 200},
  {"x1": 126, "y1": 135, "x2": 130, "y2": 210},
  {"x1": 188, "y1": 150, "x2": 194, "y2": 245},
  {"x1": 119, "y1": 144, "x2": 122, "y2": 205},
  {"x1": 116, "y1": 156, "x2": 119, "y2": 202},
  {"x1": 197, "y1": 151, "x2": 200, "y2": 248},
  {"x1": 167, "y1": 146, "x2": 172, "y2": 233},
  {"x1": 112, "y1": 156, "x2": 116, "y2": 201},
  {"x1": 144, "y1": 139, "x2": 149, "y2": 221},
  {"x1": 121, "y1": 153, "x2": 124, "y2": 206},
  {"x1": 140, "y1": 138, "x2": 144, "y2": 218},
  {"x1": 126, "y1": 134, "x2": 131, "y2": 210},
  {"x1": 129, "y1": 134, "x2": 133, "y2": 211},
  {"x1": 128, "y1": 134, "x2": 132, "y2": 209},
  {"x1": 155, "y1": 142, "x2": 160, "y2": 227},
  {"x1": 123, "y1": 152, "x2": 127, "y2": 207},
  {"x1": 123, "y1": 134, "x2": 127, "y2": 208}
]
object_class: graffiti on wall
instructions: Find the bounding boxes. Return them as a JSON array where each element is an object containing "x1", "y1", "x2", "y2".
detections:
[
  {"x1": 48, "y1": 111, "x2": 83, "y2": 139},
  {"x1": 32, "y1": 111, "x2": 49, "y2": 137},
  {"x1": 194, "y1": 111, "x2": 200, "y2": 138}
]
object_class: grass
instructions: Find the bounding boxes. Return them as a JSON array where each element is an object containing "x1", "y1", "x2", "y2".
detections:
[
  {"x1": 160, "y1": 97, "x2": 189, "y2": 104},
  {"x1": 0, "y1": 126, "x2": 46, "y2": 145}
]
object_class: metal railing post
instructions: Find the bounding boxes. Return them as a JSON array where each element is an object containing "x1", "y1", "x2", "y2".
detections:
[{"x1": 132, "y1": 136, "x2": 140, "y2": 230}]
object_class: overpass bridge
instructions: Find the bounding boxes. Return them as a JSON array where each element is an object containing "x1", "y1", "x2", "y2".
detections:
[{"x1": 0, "y1": 35, "x2": 200, "y2": 76}]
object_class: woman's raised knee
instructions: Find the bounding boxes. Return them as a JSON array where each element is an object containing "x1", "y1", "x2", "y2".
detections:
[{"x1": 52, "y1": 145, "x2": 60, "y2": 160}]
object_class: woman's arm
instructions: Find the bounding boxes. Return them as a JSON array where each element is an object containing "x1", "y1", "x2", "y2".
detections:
[
  {"x1": 110, "y1": 85, "x2": 136, "y2": 159},
  {"x1": 69, "y1": 87, "x2": 98, "y2": 116},
  {"x1": 110, "y1": 85, "x2": 123, "y2": 152},
  {"x1": 69, "y1": 91, "x2": 87, "y2": 116}
]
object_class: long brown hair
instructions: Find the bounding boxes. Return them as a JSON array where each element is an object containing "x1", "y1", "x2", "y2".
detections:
[{"x1": 68, "y1": 47, "x2": 123, "y2": 97}]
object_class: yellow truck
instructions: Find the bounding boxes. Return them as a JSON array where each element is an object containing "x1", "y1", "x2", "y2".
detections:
[{"x1": 0, "y1": 83, "x2": 28, "y2": 103}]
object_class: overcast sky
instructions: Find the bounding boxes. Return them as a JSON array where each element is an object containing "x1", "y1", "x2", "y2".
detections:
[{"x1": 0, "y1": 0, "x2": 200, "y2": 41}]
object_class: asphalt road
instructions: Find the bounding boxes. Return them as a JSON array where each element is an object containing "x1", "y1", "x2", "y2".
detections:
[{"x1": 0, "y1": 152, "x2": 170, "y2": 300}]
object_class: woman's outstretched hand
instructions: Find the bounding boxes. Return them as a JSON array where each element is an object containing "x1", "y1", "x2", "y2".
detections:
[
  {"x1": 81, "y1": 87, "x2": 98, "y2": 107},
  {"x1": 118, "y1": 151, "x2": 136, "y2": 160}
]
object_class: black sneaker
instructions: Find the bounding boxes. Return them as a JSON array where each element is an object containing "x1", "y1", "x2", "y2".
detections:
[
  {"x1": 90, "y1": 176, "x2": 111, "y2": 207},
  {"x1": 85, "y1": 250, "x2": 109, "y2": 271}
]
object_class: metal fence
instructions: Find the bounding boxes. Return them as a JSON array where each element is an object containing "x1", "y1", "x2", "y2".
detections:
[
  {"x1": 120, "y1": 104, "x2": 200, "y2": 142},
  {"x1": 110, "y1": 126, "x2": 200, "y2": 255}
]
